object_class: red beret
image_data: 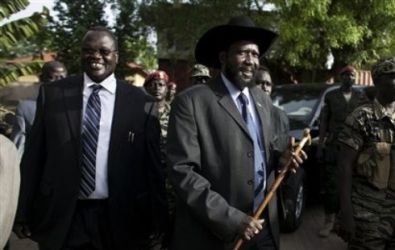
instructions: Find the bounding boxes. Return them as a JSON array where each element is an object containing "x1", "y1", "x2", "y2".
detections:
[
  {"x1": 144, "y1": 70, "x2": 169, "y2": 86},
  {"x1": 338, "y1": 65, "x2": 356, "y2": 75}
]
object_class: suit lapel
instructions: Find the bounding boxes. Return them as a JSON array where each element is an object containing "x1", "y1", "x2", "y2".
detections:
[
  {"x1": 63, "y1": 75, "x2": 83, "y2": 146},
  {"x1": 107, "y1": 81, "x2": 130, "y2": 163},
  {"x1": 250, "y1": 88, "x2": 271, "y2": 161},
  {"x1": 211, "y1": 76, "x2": 251, "y2": 138}
]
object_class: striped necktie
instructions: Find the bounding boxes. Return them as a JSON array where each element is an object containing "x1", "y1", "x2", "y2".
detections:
[
  {"x1": 80, "y1": 84, "x2": 102, "y2": 198},
  {"x1": 238, "y1": 93, "x2": 266, "y2": 212}
]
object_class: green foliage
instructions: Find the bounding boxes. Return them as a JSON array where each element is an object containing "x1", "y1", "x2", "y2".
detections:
[
  {"x1": 0, "y1": 59, "x2": 44, "y2": 86},
  {"x1": 110, "y1": 0, "x2": 157, "y2": 78},
  {"x1": 0, "y1": 0, "x2": 48, "y2": 86},
  {"x1": 0, "y1": 9, "x2": 48, "y2": 51},
  {"x1": 140, "y1": 0, "x2": 395, "y2": 82},
  {"x1": 269, "y1": 0, "x2": 395, "y2": 71},
  {"x1": 0, "y1": 0, "x2": 29, "y2": 20}
]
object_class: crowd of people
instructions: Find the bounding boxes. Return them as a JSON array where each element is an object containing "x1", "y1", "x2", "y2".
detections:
[{"x1": 0, "y1": 15, "x2": 394, "y2": 250}]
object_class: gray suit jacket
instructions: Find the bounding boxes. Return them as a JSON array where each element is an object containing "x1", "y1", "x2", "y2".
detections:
[
  {"x1": 11, "y1": 100, "x2": 37, "y2": 153},
  {"x1": 167, "y1": 76, "x2": 279, "y2": 250}
]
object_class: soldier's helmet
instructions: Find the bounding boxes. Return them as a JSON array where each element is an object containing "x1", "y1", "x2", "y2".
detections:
[{"x1": 190, "y1": 64, "x2": 211, "y2": 78}]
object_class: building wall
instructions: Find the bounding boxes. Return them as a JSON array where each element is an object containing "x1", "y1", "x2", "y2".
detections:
[
  {"x1": 158, "y1": 58, "x2": 191, "y2": 91},
  {"x1": 356, "y1": 70, "x2": 373, "y2": 86}
]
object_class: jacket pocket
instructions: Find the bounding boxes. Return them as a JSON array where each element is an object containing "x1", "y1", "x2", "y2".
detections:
[{"x1": 356, "y1": 142, "x2": 391, "y2": 189}]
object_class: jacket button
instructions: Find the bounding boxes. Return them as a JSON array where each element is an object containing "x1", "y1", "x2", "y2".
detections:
[
  {"x1": 247, "y1": 151, "x2": 253, "y2": 158},
  {"x1": 247, "y1": 180, "x2": 253, "y2": 185}
]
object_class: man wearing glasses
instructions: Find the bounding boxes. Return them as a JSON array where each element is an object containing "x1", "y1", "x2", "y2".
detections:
[{"x1": 14, "y1": 26, "x2": 167, "y2": 250}]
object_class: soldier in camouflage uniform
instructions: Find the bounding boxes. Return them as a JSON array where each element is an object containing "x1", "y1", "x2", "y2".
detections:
[
  {"x1": 189, "y1": 64, "x2": 211, "y2": 85},
  {"x1": 144, "y1": 70, "x2": 174, "y2": 247},
  {"x1": 144, "y1": 71, "x2": 171, "y2": 163},
  {"x1": 317, "y1": 65, "x2": 368, "y2": 237},
  {"x1": 336, "y1": 58, "x2": 395, "y2": 250},
  {"x1": 144, "y1": 70, "x2": 173, "y2": 196}
]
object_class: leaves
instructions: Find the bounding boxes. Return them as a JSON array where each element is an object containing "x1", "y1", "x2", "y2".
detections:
[
  {"x1": 0, "y1": 8, "x2": 48, "y2": 50},
  {"x1": 112, "y1": 0, "x2": 157, "y2": 77},
  {"x1": 3, "y1": 0, "x2": 395, "y2": 85},
  {"x1": 0, "y1": 0, "x2": 29, "y2": 21},
  {"x1": 0, "y1": 60, "x2": 44, "y2": 86},
  {"x1": 270, "y1": 0, "x2": 395, "y2": 71},
  {"x1": 0, "y1": 0, "x2": 48, "y2": 86}
]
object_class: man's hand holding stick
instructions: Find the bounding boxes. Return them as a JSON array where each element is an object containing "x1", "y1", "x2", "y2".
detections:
[{"x1": 233, "y1": 128, "x2": 311, "y2": 250}]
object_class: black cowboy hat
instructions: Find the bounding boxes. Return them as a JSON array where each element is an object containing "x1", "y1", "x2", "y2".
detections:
[{"x1": 195, "y1": 16, "x2": 277, "y2": 69}]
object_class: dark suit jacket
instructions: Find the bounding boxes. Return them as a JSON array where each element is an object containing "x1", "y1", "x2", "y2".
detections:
[
  {"x1": 15, "y1": 75, "x2": 167, "y2": 250},
  {"x1": 167, "y1": 76, "x2": 280, "y2": 250}
]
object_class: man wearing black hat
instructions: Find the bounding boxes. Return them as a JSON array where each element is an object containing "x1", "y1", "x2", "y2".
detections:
[{"x1": 167, "y1": 16, "x2": 304, "y2": 250}]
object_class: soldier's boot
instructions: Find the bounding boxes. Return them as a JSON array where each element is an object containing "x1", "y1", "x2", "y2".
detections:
[{"x1": 318, "y1": 213, "x2": 335, "y2": 237}]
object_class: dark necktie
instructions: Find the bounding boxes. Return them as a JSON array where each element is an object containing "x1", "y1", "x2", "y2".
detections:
[
  {"x1": 80, "y1": 84, "x2": 102, "y2": 198},
  {"x1": 238, "y1": 93, "x2": 266, "y2": 212}
]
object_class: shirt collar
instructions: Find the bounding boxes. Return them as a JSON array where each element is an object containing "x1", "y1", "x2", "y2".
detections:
[
  {"x1": 221, "y1": 73, "x2": 250, "y2": 102},
  {"x1": 83, "y1": 73, "x2": 116, "y2": 94}
]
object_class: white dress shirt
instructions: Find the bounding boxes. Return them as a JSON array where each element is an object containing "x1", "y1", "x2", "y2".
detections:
[{"x1": 81, "y1": 73, "x2": 116, "y2": 199}]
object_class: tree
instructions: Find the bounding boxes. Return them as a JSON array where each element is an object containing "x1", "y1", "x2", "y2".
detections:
[
  {"x1": 140, "y1": 0, "x2": 395, "y2": 83},
  {"x1": 0, "y1": 0, "x2": 48, "y2": 86},
  {"x1": 140, "y1": 0, "x2": 257, "y2": 63},
  {"x1": 109, "y1": 0, "x2": 157, "y2": 78},
  {"x1": 49, "y1": 0, "x2": 108, "y2": 74},
  {"x1": 266, "y1": 0, "x2": 395, "y2": 81}
]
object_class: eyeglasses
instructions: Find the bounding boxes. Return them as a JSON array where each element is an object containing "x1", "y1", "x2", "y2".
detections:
[{"x1": 82, "y1": 48, "x2": 117, "y2": 56}]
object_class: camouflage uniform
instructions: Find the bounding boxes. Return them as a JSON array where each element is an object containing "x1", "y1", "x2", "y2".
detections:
[
  {"x1": 159, "y1": 102, "x2": 171, "y2": 161},
  {"x1": 320, "y1": 88, "x2": 367, "y2": 213},
  {"x1": 338, "y1": 100, "x2": 395, "y2": 250},
  {"x1": 158, "y1": 102, "x2": 176, "y2": 248},
  {"x1": 159, "y1": 102, "x2": 176, "y2": 213}
]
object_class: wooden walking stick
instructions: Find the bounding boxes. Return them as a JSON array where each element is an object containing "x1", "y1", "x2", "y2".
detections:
[{"x1": 233, "y1": 128, "x2": 312, "y2": 250}]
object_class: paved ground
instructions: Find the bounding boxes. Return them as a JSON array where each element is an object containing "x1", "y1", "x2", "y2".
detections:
[
  {"x1": 8, "y1": 205, "x2": 346, "y2": 250},
  {"x1": 8, "y1": 233, "x2": 37, "y2": 250},
  {"x1": 280, "y1": 205, "x2": 347, "y2": 250}
]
